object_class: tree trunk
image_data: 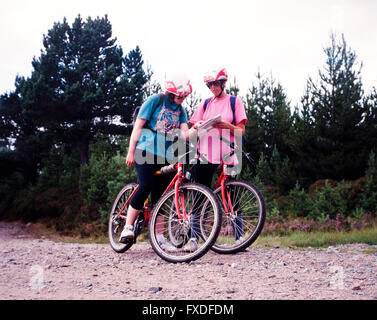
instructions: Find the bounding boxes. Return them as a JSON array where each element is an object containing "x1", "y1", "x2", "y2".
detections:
[{"x1": 80, "y1": 135, "x2": 89, "y2": 166}]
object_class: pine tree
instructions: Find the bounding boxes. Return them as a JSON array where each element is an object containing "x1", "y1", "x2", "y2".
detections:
[
  {"x1": 267, "y1": 81, "x2": 294, "y2": 160},
  {"x1": 183, "y1": 90, "x2": 202, "y2": 119},
  {"x1": 1, "y1": 15, "x2": 147, "y2": 167},
  {"x1": 362, "y1": 88, "x2": 377, "y2": 159},
  {"x1": 307, "y1": 34, "x2": 366, "y2": 180},
  {"x1": 365, "y1": 150, "x2": 377, "y2": 178},
  {"x1": 121, "y1": 46, "x2": 148, "y2": 126},
  {"x1": 244, "y1": 72, "x2": 272, "y2": 159},
  {"x1": 244, "y1": 72, "x2": 296, "y2": 191},
  {"x1": 143, "y1": 64, "x2": 162, "y2": 100},
  {"x1": 255, "y1": 152, "x2": 273, "y2": 186},
  {"x1": 245, "y1": 72, "x2": 293, "y2": 159},
  {"x1": 290, "y1": 83, "x2": 318, "y2": 187},
  {"x1": 227, "y1": 76, "x2": 240, "y2": 97}
]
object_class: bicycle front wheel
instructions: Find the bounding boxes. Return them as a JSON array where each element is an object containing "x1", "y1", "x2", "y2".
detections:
[
  {"x1": 149, "y1": 183, "x2": 221, "y2": 263},
  {"x1": 212, "y1": 180, "x2": 266, "y2": 254},
  {"x1": 108, "y1": 183, "x2": 137, "y2": 253}
]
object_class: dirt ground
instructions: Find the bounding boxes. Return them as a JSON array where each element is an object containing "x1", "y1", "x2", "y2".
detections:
[{"x1": 0, "y1": 221, "x2": 376, "y2": 300}]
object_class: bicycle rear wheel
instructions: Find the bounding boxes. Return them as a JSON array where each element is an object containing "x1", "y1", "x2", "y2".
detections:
[
  {"x1": 149, "y1": 183, "x2": 221, "y2": 263},
  {"x1": 212, "y1": 180, "x2": 266, "y2": 254},
  {"x1": 108, "y1": 183, "x2": 137, "y2": 253}
]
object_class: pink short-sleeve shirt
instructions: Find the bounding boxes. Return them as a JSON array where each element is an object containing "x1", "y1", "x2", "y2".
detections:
[{"x1": 189, "y1": 94, "x2": 247, "y2": 164}]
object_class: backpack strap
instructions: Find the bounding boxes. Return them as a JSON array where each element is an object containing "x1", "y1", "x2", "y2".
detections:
[
  {"x1": 148, "y1": 93, "x2": 165, "y2": 130},
  {"x1": 203, "y1": 95, "x2": 236, "y2": 125},
  {"x1": 203, "y1": 97, "x2": 212, "y2": 112},
  {"x1": 202, "y1": 95, "x2": 245, "y2": 150},
  {"x1": 230, "y1": 95, "x2": 236, "y2": 125},
  {"x1": 157, "y1": 93, "x2": 164, "y2": 108},
  {"x1": 134, "y1": 93, "x2": 165, "y2": 130}
]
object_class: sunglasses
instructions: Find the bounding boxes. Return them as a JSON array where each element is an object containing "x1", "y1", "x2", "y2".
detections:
[
  {"x1": 206, "y1": 80, "x2": 222, "y2": 88},
  {"x1": 175, "y1": 95, "x2": 187, "y2": 100}
]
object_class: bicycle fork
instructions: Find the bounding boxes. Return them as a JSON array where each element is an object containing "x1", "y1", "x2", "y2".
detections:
[
  {"x1": 220, "y1": 165, "x2": 243, "y2": 240},
  {"x1": 174, "y1": 163, "x2": 189, "y2": 222},
  {"x1": 220, "y1": 165, "x2": 234, "y2": 216}
]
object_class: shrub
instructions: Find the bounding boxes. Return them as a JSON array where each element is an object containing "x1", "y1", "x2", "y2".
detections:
[
  {"x1": 357, "y1": 176, "x2": 377, "y2": 215},
  {"x1": 286, "y1": 182, "x2": 312, "y2": 217},
  {"x1": 307, "y1": 180, "x2": 347, "y2": 219},
  {"x1": 80, "y1": 151, "x2": 136, "y2": 224}
]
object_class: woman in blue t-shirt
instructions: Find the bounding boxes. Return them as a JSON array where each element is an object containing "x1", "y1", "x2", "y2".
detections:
[{"x1": 120, "y1": 73, "x2": 200, "y2": 245}]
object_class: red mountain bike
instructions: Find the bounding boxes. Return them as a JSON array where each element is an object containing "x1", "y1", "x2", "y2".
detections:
[
  {"x1": 108, "y1": 149, "x2": 222, "y2": 263},
  {"x1": 195, "y1": 136, "x2": 266, "y2": 254}
]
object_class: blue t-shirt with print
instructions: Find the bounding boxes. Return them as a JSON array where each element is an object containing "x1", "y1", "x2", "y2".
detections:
[{"x1": 136, "y1": 94, "x2": 188, "y2": 160}]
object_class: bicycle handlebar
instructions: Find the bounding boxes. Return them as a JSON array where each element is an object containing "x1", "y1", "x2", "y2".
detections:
[
  {"x1": 154, "y1": 133, "x2": 255, "y2": 175},
  {"x1": 157, "y1": 163, "x2": 176, "y2": 175},
  {"x1": 219, "y1": 135, "x2": 255, "y2": 170},
  {"x1": 154, "y1": 140, "x2": 198, "y2": 175}
]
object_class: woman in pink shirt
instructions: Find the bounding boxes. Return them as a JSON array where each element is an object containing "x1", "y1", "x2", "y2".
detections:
[{"x1": 189, "y1": 67, "x2": 247, "y2": 187}]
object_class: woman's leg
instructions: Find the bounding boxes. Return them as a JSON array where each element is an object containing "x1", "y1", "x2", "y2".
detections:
[
  {"x1": 184, "y1": 163, "x2": 219, "y2": 247},
  {"x1": 120, "y1": 162, "x2": 155, "y2": 241},
  {"x1": 192, "y1": 162, "x2": 219, "y2": 188},
  {"x1": 151, "y1": 171, "x2": 174, "y2": 206}
]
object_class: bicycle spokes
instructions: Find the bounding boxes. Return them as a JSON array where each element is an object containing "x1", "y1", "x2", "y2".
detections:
[
  {"x1": 149, "y1": 183, "x2": 221, "y2": 263},
  {"x1": 213, "y1": 180, "x2": 266, "y2": 254},
  {"x1": 108, "y1": 183, "x2": 138, "y2": 253}
]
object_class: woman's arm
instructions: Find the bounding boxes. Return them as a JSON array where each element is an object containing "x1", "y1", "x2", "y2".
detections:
[
  {"x1": 126, "y1": 118, "x2": 147, "y2": 166},
  {"x1": 213, "y1": 119, "x2": 246, "y2": 136},
  {"x1": 180, "y1": 121, "x2": 204, "y2": 140}
]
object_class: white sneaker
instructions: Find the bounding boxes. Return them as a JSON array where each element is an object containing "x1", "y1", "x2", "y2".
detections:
[
  {"x1": 183, "y1": 238, "x2": 198, "y2": 252},
  {"x1": 120, "y1": 225, "x2": 134, "y2": 242},
  {"x1": 235, "y1": 236, "x2": 244, "y2": 245},
  {"x1": 156, "y1": 234, "x2": 177, "y2": 252}
]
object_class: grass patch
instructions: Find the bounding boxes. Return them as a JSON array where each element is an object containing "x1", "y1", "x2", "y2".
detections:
[
  {"x1": 257, "y1": 226, "x2": 377, "y2": 248},
  {"x1": 17, "y1": 219, "x2": 377, "y2": 249},
  {"x1": 23, "y1": 220, "x2": 108, "y2": 244}
]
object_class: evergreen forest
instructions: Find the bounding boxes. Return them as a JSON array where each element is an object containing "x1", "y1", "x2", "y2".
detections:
[{"x1": 1, "y1": 15, "x2": 376, "y2": 236}]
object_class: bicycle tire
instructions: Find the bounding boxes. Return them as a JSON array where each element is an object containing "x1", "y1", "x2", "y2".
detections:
[
  {"x1": 108, "y1": 183, "x2": 137, "y2": 253},
  {"x1": 148, "y1": 183, "x2": 221, "y2": 263},
  {"x1": 212, "y1": 180, "x2": 266, "y2": 254}
]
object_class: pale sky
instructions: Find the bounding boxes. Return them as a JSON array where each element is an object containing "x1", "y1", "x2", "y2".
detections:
[{"x1": 1, "y1": 0, "x2": 377, "y2": 106}]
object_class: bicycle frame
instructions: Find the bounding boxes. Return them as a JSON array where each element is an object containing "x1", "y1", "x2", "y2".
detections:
[
  {"x1": 211, "y1": 134, "x2": 255, "y2": 221},
  {"x1": 115, "y1": 162, "x2": 189, "y2": 228},
  {"x1": 213, "y1": 163, "x2": 236, "y2": 218}
]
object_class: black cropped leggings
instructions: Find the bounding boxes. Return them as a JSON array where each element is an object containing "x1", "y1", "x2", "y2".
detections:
[
  {"x1": 191, "y1": 162, "x2": 219, "y2": 188},
  {"x1": 129, "y1": 152, "x2": 174, "y2": 211}
]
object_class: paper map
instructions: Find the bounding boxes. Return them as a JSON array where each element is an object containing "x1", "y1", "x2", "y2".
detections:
[{"x1": 197, "y1": 114, "x2": 221, "y2": 133}]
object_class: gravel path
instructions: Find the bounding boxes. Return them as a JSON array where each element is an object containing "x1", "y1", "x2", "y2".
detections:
[{"x1": 0, "y1": 221, "x2": 376, "y2": 300}]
